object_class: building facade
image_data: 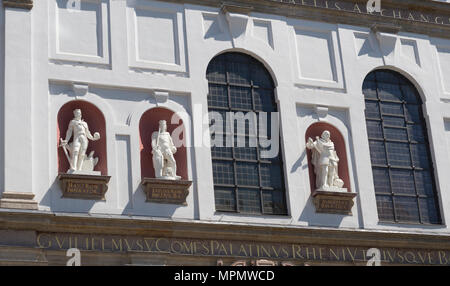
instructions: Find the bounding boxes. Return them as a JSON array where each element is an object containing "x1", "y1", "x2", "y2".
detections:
[{"x1": 0, "y1": 0, "x2": 450, "y2": 265}]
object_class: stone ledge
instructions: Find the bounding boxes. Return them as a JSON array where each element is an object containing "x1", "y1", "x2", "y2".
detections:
[
  {"x1": 0, "y1": 209, "x2": 448, "y2": 251},
  {"x1": 3, "y1": 0, "x2": 33, "y2": 10},
  {"x1": 0, "y1": 192, "x2": 38, "y2": 210},
  {"x1": 371, "y1": 23, "x2": 402, "y2": 34},
  {"x1": 221, "y1": 2, "x2": 254, "y2": 14}
]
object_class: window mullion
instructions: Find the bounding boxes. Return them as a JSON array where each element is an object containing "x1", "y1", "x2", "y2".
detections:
[
  {"x1": 375, "y1": 75, "x2": 398, "y2": 222},
  {"x1": 401, "y1": 98, "x2": 423, "y2": 224}
]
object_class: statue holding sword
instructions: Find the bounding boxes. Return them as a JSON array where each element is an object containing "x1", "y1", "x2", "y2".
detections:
[{"x1": 60, "y1": 109, "x2": 101, "y2": 174}]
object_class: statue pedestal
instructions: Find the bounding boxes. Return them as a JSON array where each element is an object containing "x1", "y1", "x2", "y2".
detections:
[
  {"x1": 58, "y1": 173, "x2": 111, "y2": 200},
  {"x1": 67, "y1": 170, "x2": 101, "y2": 176},
  {"x1": 141, "y1": 178, "x2": 192, "y2": 206},
  {"x1": 312, "y1": 189, "x2": 357, "y2": 215}
]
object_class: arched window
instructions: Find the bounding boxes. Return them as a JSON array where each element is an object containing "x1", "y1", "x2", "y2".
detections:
[
  {"x1": 206, "y1": 52, "x2": 287, "y2": 215},
  {"x1": 363, "y1": 70, "x2": 441, "y2": 224}
]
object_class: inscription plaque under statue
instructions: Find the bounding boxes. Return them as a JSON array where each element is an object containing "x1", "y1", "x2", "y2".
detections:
[
  {"x1": 58, "y1": 173, "x2": 110, "y2": 200},
  {"x1": 312, "y1": 190, "x2": 357, "y2": 215},
  {"x1": 141, "y1": 178, "x2": 191, "y2": 205}
]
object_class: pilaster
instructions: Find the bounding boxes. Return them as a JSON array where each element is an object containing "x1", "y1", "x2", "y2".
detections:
[{"x1": 0, "y1": 1, "x2": 37, "y2": 209}]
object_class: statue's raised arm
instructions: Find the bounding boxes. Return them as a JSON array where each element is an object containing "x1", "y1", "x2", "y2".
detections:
[{"x1": 83, "y1": 121, "x2": 100, "y2": 141}]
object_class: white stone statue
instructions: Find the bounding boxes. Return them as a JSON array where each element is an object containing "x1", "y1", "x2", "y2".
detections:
[
  {"x1": 306, "y1": 130, "x2": 346, "y2": 192},
  {"x1": 152, "y1": 120, "x2": 181, "y2": 180},
  {"x1": 60, "y1": 109, "x2": 101, "y2": 175}
]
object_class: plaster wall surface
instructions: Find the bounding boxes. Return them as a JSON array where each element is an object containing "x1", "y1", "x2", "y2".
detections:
[{"x1": 2, "y1": 0, "x2": 450, "y2": 234}]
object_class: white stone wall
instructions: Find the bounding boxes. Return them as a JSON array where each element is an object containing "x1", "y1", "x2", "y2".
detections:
[
  {"x1": 2, "y1": 0, "x2": 450, "y2": 233},
  {"x1": 0, "y1": 2, "x2": 5, "y2": 202}
]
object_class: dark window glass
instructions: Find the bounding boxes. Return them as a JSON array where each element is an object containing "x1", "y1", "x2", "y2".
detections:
[
  {"x1": 363, "y1": 70, "x2": 441, "y2": 224},
  {"x1": 214, "y1": 187, "x2": 236, "y2": 212},
  {"x1": 207, "y1": 52, "x2": 287, "y2": 215},
  {"x1": 376, "y1": 195, "x2": 395, "y2": 221}
]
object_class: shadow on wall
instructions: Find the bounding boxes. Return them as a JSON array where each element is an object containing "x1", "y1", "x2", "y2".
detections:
[
  {"x1": 42, "y1": 177, "x2": 97, "y2": 212},
  {"x1": 203, "y1": 13, "x2": 230, "y2": 42},
  {"x1": 290, "y1": 149, "x2": 308, "y2": 174},
  {"x1": 299, "y1": 196, "x2": 346, "y2": 226},
  {"x1": 121, "y1": 184, "x2": 182, "y2": 217}
]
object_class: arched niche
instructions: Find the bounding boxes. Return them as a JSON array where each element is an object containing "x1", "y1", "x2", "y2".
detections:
[
  {"x1": 139, "y1": 107, "x2": 187, "y2": 180},
  {"x1": 57, "y1": 100, "x2": 108, "y2": 175},
  {"x1": 305, "y1": 122, "x2": 351, "y2": 193}
]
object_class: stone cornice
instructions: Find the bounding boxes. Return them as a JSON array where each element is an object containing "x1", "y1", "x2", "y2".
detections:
[
  {"x1": 167, "y1": 0, "x2": 450, "y2": 39},
  {"x1": 2, "y1": 0, "x2": 449, "y2": 37},
  {"x1": 0, "y1": 210, "x2": 449, "y2": 250},
  {"x1": 3, "y1": 0, "x2": 33, "y2": 10}
]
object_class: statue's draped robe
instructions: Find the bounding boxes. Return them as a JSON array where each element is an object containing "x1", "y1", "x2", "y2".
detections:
[{"x1": 311, "y1": 138, "x2": 340, "y2": 189}]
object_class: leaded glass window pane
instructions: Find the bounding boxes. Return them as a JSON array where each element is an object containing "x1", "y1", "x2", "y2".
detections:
[
  {"x1": 390, "y1": 169, "x2": 416, "y2": 195},
  {"x1": 384, "y1": 127, "x2": 408, "y2": 141},
  {"x1": 386, "y1": 142, "x2": 411, "y2": 167},
  {"x1": 214, "y1": 187, "x2": 236, "y2": 212},
  {"x1": 207, "y1": 52, "x2": 287, "y2": 215},
  {"x1": 363, "y1": 70, "x2": 441, "y2": 224},
  {"x1": 419, "y1": 198, "x2": 440, "y2": 225},
  {"x1": 212, "y1": 161, "x2": 234, "y2": 185},
  {"x1": 366, "y1": 120, "x2": 383, "y2": 138},
  {"x1": 365, "y1": 101, "x2": 380, "y2": 118},
  {"x1": 262, "y1": 191, "x2": 286, "y2": 215},
  {"x1": 381, "y1": 102, "x2": 403, "y2": 116},
  {"x1": 383, "y1": 116, "x2": 405, "y2": 128},
  {"x1": 208, "y1": 84, "x2": 228, "y2": 108},
  {"x1": 369, "y1": 141, "x2": 387, "y2": 166},
  {"x1": 230, "y1": 86, "x2": 252, "y2": 110},
  {"x1": 395, "y1": 196, "x2": 420, "y2": 222},
  {"x1": 238, "y1": 188, "x2": 261, "y2": 214},
  {"x1": 376, "y1": 195, "x2": 395, "y2": 221}
]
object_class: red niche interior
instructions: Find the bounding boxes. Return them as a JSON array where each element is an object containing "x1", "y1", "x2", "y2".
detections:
[
  {"x1": 305, "y1": 122, "x2": 351, "y2": 193},
  {"x1": 139, "y1": 107, "x2": 188, "y2": 180},
  {"x1": 57, "y1": 100, "x2": 108, "y2": 175}
]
